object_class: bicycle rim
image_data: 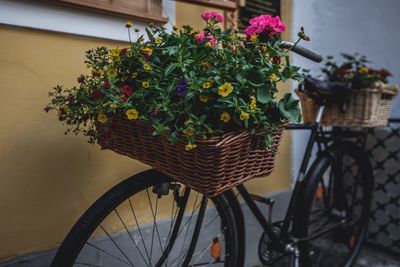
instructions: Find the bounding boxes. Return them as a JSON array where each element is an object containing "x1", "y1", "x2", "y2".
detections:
[
  {"x1": 293, "y1": 143, "x2": 372, "y2": 267},
  {"x1": 51, "y1": 170, "x2": 239, "y2": 267}
]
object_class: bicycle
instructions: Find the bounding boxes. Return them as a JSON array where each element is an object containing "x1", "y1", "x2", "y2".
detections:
[{"x1": 50, "y1": 43, "x2": 374, "y2": 267}]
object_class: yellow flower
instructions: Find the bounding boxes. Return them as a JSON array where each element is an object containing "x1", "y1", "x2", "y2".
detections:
[
  {"x1": 126, "y1": 50, "x2": 133, "y2": 57},
  {"x1": 240, "y1": 111, "x2": 250, "y2": 121},
  {"x1": 121, "y1": 76, "x2": 128, "y2": 82},
  {"x1": 97, "y1": 113, "x2": 108, "y2": 124},
  {"x1": 125, "y1": 109, "x2": 139, "y2": 120},
  {"x1": 141, "y1": 47, "x2": 153, "y2": 56},
  {"x1": 250, "y1": 96, "x2": 257, "y2": 110},
  {"x1": 125, "y1": 21, "x2": 133, "y2": 28},
  {"x1": 201, "y1": 61, "x2": 211, "y2": 67},
  {"x1": 220, "y1": 112, "x2": 231, "y2": 123},
  {"x1": 155, "y1": 37, "x2": 163, "y2": 45},
  {"x1": 183, "y1": 129, "x2": 195, "y2": 137},
  {"x1": 80, "y1": 84, "x2": 88, "y2": 90},
  {"x1": 111, "y1": 48, "x2": 121, "y2": 61},
  {"x1": 250, "y1": 34, "x2": 258, "y2": 42},
  {"x1": 110, "y1": 103, "x2": 117, "y2": 109},
  {"x1": 358, "y1": 66, "x2": 369, "y2": 74},
  {"x1": 185, "y1": 142, "x2": 197, "y2": 151},
  {"x1": 202, "y1": 81, "x2": 213, "y2": 89},
  {"x1": 142, "y1": 81, "x2": 150, "y2": 88},
  {"x1": 260, "y1": 45, "x2": 268, "y2": 54},
  {"x1": 184, "y1": 119, "x2": 194, "y2": 126},
  {"x1": 199, "y1": 94, "x2": 210, "y2": 102},
  {"x1": 143, "y1": 64, "x2": 152, "y2": 71},
  {"x1": 269, "y1": 73, "x2": 280, "y2": 82},
  {"x1": 82, "y1": 106, "x2": 89, "y2": 114},
  {"x1": 131, "y1": 72, "x2": 138, "y2": 78},
  {"x1": 107, "y1": 69, "x2": 117, "y2": 78},
  {"x1": 218, "y1": 82, "x2": 233, "y2": 97}
]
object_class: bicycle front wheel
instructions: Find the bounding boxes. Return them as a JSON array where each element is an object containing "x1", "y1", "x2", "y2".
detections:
[
  {"x1": 51, "y1": 169, "x2": 242, "y2": 267},
  {"x1": 293, "y1": 141, "x2": 373, "y2": 267}
]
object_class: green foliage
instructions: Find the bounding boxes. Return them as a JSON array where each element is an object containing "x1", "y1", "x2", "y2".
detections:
[{"x1": 45, "y1": 15, "x2": 304, "y2": 148}]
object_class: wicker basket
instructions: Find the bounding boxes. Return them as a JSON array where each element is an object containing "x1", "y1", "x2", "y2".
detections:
[
  {"x1": 296, "y1": 82, "x2": 398, "y2": 127},
  {"x1": 96, "y1": 118, "x2": 284, "y2": 196}
]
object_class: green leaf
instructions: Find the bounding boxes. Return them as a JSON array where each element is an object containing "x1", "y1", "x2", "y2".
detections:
[
  {"x1": 257, "y1": 88, "x2": 272, "y2": 104},
  {"x1": 164, "y1": 63, "x2": 178, "y2": 77},
  {"x1": 145, "y1": 28, "x2": 155, "y2": 42},
  {"x1": 278, "y1": 93, "x2": 301, "y2": 122},
  {"x1": 241, "y1": 65, "x2": 266, "y2": 86}
]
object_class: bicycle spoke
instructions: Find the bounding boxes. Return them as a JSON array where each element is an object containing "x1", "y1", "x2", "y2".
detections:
[
  {"x1": 99, "y1": 224, "x2": 135, "y2": 267},
  {"x1": 83, "y1": 242, "x2": 132, "y2": 266},
  {"x1": 192, "y1": 227, "x2": 227, "y2": 265},
  {"x1": 128, "y1": 198, "x2": 152, "y2": 264},
  {"x1": 165, "y1": 194, "x2": 179, "y2": 266},
  {"x1": 75, "y1": 261, "x2": 104, "y2": 267},
  {"x1": 146, "y1": 188, "x2": 157, "y2": 262},
  {"x1": 113, "y1": 208, "x2": 149, "y2": 265},
  {"x1": 169, "y1": 193, "x2": 201, "y2": 265}
]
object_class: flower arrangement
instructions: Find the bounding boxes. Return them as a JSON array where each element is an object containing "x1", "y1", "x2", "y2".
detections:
[
  {"x1": 321, "y1": 53, "x2": 392, "y2": 89},
  {"x1": 45, "y1": 12, "x2": 305, "y2": 150}
]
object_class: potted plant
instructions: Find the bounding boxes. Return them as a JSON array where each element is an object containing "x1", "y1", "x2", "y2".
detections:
[
  {"x1": 297, "y1": 53, "x2": 398, "y2": 127},
  {"x1": 45, "y1": 12, "x2": 305, "y2": 195}
]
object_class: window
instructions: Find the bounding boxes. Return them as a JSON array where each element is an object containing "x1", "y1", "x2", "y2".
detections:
[
  {"x1": 42, "y1": 0, "x2": 168, "y2": 24},
  {"x1": 175, "y1": 0, "x2": 238, "y2": 10}
]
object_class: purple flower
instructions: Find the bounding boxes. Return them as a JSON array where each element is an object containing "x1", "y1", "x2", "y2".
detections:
[{"x1": 176, "y1": 80, "x2": 188, "y2": 97}]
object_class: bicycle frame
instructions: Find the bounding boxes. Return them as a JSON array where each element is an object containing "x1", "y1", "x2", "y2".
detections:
[{"x1": 234, "y1": 105, "x2": 368, "y2": 255}]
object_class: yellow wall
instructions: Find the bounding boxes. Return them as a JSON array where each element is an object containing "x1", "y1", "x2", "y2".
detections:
[
  {"x1": 0, "y1": 1, "x2": 292, "y2": 260},
  {"x1": 0, "y1": 26, "x2": 151, "y2": 260}
]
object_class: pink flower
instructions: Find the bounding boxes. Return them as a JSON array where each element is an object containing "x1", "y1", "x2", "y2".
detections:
[
  {"x1": 201, "y1": 11, "x2": 224, "y2": 23},
  {"x1": 195, "y1": 32, "x2": 216, "y2": 47},
  {"x1": 244, "y1": 15, "x2": 286, "y2": 38}
]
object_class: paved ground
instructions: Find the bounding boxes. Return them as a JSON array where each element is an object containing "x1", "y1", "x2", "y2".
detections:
[
  {"x1": 243, "y1": 191, "x2": 400, "y2": 267},
  {"x1": 356, "y1": 247, "x2": 400, "y2": 267}
]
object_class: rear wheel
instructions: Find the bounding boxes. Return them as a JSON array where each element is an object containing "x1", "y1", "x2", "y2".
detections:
[
  {"x1": 293, "y1": 141, "x2": 373, "y2": 267},
  {"x1": 51, "y1": 169, "x2": 242, "y2": 267}
]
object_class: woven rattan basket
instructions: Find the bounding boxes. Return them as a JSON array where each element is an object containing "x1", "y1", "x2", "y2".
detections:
[
  {"x1": 296, "y1": 82, "x2": 398, "y2": 127},
  {"x1": 96, "y1": 118, "x2": 284, "y2": 196}
]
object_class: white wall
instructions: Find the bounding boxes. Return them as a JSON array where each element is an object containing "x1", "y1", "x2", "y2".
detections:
[
  {"x1": 291, "y1": 0, "x2": 400, "y2": 179},
  {"x1": 0, "y1": 0, "x2": 176, "y2": 41}
]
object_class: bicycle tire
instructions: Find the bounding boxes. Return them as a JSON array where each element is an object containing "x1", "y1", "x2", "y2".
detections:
[
  {"x1": 51, "y1": 169, "x2": 243, "y2": 267},
  {"x1": 292, "y1": 141, "x2": 373, "y2": 267}
]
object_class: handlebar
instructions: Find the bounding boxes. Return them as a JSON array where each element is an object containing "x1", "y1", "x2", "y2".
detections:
[{"x1": 280, "y1": 41, "x2": 323, "y2": 63}]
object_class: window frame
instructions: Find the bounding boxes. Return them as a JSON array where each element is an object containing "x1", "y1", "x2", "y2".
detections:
[
  {"x1": 39, "y1": 0, "x2": 168, "y2": 24},
  {"x1": 175, "y1": 0, "x2": 239, "y2": 11}
]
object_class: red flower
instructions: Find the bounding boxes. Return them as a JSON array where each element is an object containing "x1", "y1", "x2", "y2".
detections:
[
  {"x1": 338, "y1": 68, "x2": 349, "y2": 76},
  {"x1": 120, "y1": 96, "x2": 128, "y2": 102},
  {"x1": 92, "y1": 89, "x2": 104, "y2": 100},
  {"x1": 380, "y1": 69, "x2": 391, "y2": 78},
  {"x1": 103, "y1": 81, "x2": 111, "y2": 89},
  {"x1": 272, "y1": 55, "x2": 281, "y2": 64},
  {"x1": 92, "y1": 70, "x2": 100, "y2": 77},
  {"x1": 120, "y1": 48, "x2": 128, "y2": 55},
  {"x1": 121, "y1": 85, "x2": 134, "y2": 96}
]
